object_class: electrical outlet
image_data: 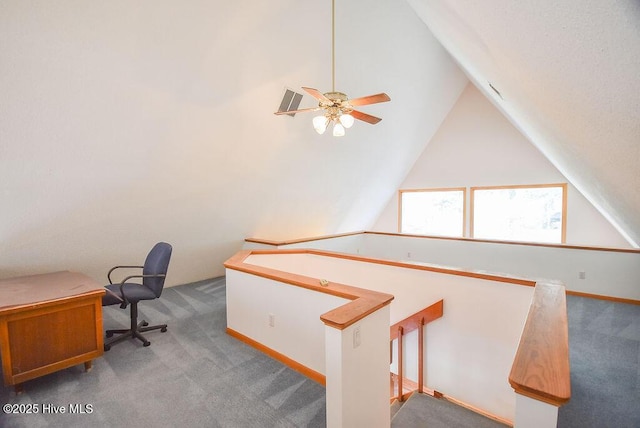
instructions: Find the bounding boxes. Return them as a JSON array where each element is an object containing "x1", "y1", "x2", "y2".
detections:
[
  {"x1": 579, "y1": 271, "x2": 586, "y2": 280},
  {"x1": 407, "y1": 252, "x2": 411, "y2": 258},
  {"x1": 269, "y1": 313, "x2": 275, "y2": 327},
  {"x1": 353, "y1": 326, "x2": 361, "y2": 348}
]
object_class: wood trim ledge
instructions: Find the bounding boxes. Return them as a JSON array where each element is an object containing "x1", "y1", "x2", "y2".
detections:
[
  {"x1": 509, "y1": 282, "x2": 571, "y2": 406},
  {"x1": 245, "y1": 230, "x2": 640, "y2": 254},
  {"x1": 244, "y1": 231, "x2": 364, "y2": 247}
]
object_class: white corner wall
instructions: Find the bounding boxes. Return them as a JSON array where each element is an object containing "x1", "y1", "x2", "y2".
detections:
[
  {"x1": 373, "y1": 83, "x2": 631, "y2": 249},
  {"x1": 226, "y1": 269, "x2": 348, "y2": 374}
]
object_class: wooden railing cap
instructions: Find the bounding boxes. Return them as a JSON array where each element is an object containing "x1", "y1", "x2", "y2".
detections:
[
  {"x1": 224, "y1": 249, "x2": 393, "y2": 330},
  {"x1": 509, "y1": 282, "x2": 571, "y2": 406}
]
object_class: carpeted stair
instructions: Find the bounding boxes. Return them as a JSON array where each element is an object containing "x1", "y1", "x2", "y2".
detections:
[{"x1": 391, "y1": 393, "x2": 508, "y2": 428}]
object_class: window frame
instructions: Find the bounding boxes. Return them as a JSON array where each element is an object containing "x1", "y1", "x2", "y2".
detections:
[
  {"x1": 398, "y1": 187, "x2": 467, "y2": 238},
  {"x1": 470, "y1": 183, "x2": 567, "y2": 244}
]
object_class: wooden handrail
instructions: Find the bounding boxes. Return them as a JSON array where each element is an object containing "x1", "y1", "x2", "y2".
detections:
[
  {"x1": 224, "y1": 249, "x2": 394, "y2": 330},
  {"x1": 389, "y1": 300, "x2": 444, "y2": 340},
  {"x1": 246, "y1": 230, "x2": 640, "y2": 254},
  {"x1": 244, "y1": 231, "x2": 364, "y2": 247},
  {"x1": 509, "y1": 282, "x2": 571, "y2": 406},
  {"x1": 390, "y1": 300, "x2": 444, "y2": 401}
]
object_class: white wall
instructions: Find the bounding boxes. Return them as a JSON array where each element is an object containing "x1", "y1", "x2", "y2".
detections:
[
  {"x1": 0, "y1": 0, "x2": 467, "y2": 286},
  {"x1": 326, "y1": 306, "x2": 391, "y2": 428},
  {"x1": 359, "y1": 233, "x2": 640, "y2": 301},
  {"x1": 226, "y1": 269, "x2": 348, "y2": 374},
  {"x1": 373, "y1": 83, "x2": 632, "y2": 248},
  {"x1": 387, "y1": 235, "x2": 639, "y2": 300}
]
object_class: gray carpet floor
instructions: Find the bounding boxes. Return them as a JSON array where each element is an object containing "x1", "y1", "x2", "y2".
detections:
[
  {"x1": 557, "y1": 295, "x2": 640, "y2": 428},
  {"x1": 0, "y1": 277, "x2": 326, "y2": 428},
  {"x1": 1, "y1": 278, "x2": 638, "y2": 427}
]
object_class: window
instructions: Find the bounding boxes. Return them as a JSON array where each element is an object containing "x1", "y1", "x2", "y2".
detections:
[
  {"x1": 399, "y1": 188, "x2": 465, "y2": 237},
  {"x1": 471, "y1": 183, "x2": 566, "y2": 243}
]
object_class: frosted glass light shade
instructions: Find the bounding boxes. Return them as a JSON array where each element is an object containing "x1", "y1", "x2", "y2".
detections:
[
  {"x1": 340, "y1": 113, "x2": 354, "y2": 128},
  {"x1": 313, "y1": 115, "x2": 328, "y2": 134},
  {"x1": 333, "y1": 122, "x2": 345, "y2": 137}
]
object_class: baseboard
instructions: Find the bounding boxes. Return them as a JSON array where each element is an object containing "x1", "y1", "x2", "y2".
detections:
[
  {"x1": 226, "y1": 328, "x2": 326, "y2": 386},
  {"x1": 435, "y1": 391, "x2": 513, "y2": 427},
  {"x1": 566, "y1": 290, "x2": 640, "y2": 305}
]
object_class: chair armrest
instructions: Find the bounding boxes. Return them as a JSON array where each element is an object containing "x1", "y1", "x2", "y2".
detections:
[{"x1": 107, "y1": 265, "x2": 144, "y2": 284}]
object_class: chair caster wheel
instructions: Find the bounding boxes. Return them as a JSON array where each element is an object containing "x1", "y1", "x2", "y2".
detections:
[
  {"x1": 106, "y1": 332, "x2": 113, "y2": 338},
  {"x1": 143, "y1": 341, "x2": 150, "y2": 347},
  {"x1": 104, "y1": 345, "x2": 111, "y2": 351},
  {"x1": 142, "y1": 321, "x2": 149, "y2": 327},
  {"x1": 161, "y1": 327, "x2": 167, "y2": 333}
]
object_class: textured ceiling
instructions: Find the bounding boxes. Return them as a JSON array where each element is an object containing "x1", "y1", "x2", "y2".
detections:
[{"x1": 407, "y1": 0, "x2": 640, "y2": 247}]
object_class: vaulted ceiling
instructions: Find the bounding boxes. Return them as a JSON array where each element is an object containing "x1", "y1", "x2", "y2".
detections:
[
  {"x1": 0, "y1": 0, "x2": 638, "y2": 286},
  {"x1": 407, "y1": 0, "x2": 640, "y2": 247}
]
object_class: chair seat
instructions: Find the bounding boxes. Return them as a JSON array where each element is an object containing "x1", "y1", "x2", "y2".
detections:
[{"x1": 103, "y1": 283, "x2": 157, "y2": 306}]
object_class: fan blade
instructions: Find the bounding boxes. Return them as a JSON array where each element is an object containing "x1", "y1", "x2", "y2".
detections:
[
  {"x1": 274, "y1": 107, "x2": 321, "y2": 115},
  {"x1": 348, "y1": 93, "x2": 391, "y2": 107},
  {"x1": 302, "y1": 87, "x2": 332, "y2": 103},
  {"x1": 351, "y1": 110, "x2": 382, "y2": 124}
]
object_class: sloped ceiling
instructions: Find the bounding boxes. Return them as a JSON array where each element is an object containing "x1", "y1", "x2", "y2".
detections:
[
  {"x1": 0, "y1": 0, "x2": 467, "y2": 284},
  {"x1": 407, "y1": 0, "x2": 640, "y2": 247}
]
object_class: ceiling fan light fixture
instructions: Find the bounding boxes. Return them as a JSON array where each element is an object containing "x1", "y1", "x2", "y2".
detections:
[
  {"x1": 313, "y1": 115, "x2": 329, "y2": 134},
  {"x1": 339, "y1": 113, "x2": 354, "y2": 128},
  {"x1": 273, "y1": 0, "x2": 390, "y2": 137},
  {"x1": 332, "y1": 122, "x2": 345, "y2": 137}
]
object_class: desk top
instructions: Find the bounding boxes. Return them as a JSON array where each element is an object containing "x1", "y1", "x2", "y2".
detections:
[{"x1": 0, "y1": 271, "x2": 105, "y2": 312}]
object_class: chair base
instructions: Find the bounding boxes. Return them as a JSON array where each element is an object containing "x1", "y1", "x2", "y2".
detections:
[{"x1": 104, "y1": 302, "x2": 167, "y2": 351}]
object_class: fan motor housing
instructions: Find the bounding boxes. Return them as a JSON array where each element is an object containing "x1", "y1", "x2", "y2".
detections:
[
  {"x1": 321, "y1": 92, "x2": 351, "y2": 115},
  {"x1": 324, "y1": 91, "x2": 348, "y2": 102}
]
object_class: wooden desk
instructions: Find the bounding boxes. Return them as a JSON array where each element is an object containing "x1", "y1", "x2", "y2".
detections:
[{"x1": 0, "y1": 271, "x2": 105, "y2": 392}]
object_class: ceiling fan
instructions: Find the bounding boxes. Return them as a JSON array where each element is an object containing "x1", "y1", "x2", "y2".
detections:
[{"x1": 274, "y1": 0, "x2": 390, "y2": 137}]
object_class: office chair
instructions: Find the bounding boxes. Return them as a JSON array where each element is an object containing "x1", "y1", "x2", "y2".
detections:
[{"x1": 102, "y1": 242, "x2": 172, "y2": 351}]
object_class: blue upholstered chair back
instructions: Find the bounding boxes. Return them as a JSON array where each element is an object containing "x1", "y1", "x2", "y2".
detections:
[{"x1": 143, "y1": 242, "x2": 172, "y2": 297}]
